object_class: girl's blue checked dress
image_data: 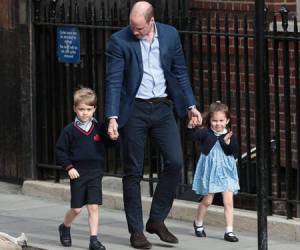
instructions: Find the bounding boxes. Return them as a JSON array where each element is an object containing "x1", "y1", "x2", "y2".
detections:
[{"x1": 192, "y1": 130, "x2": 240, "y2": 195}]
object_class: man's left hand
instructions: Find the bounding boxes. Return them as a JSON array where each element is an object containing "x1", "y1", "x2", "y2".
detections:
[{"x1": 188, "y1": 107, "x2": 202, "y2": 126}]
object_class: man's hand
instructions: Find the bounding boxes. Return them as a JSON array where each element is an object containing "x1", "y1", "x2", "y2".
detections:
[
  {"x1": 68, "y1": 168, "x2": 80, "y2": 179},
  {"x1": 188, "y1": 107, "x2": 202, "y2": 126},
  {"x1": 224, "y1": 131, "x2": 233, "y2": 145},
  {"x1": 187, "y1": 116, "x2": 199, "y2": 128},
  {"x1": 107, "y1": 118, "x2": 119, "y2": 140}
]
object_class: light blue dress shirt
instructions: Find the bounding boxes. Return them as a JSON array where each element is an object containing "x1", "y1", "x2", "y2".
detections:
[
  {"x1": 135, "y1": 24, "x2": 167, "y2": 99},
  {"x1": 74, "y1": 117, "x2": 96, "y2": 132}
]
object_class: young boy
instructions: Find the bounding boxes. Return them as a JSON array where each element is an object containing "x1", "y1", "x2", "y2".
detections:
[{"x1": 56, "y1": 87, "x2": 116, "y2": 250}]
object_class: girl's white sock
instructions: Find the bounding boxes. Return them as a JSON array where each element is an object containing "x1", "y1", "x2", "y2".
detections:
[
  {"x1": 226, "y1": 226, "x2": 233, "y2": 233},
  {"x1": 195, "y1": 220, "x2": 203, "y2": 227}
]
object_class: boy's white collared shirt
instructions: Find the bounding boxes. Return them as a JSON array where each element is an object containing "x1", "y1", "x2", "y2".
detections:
[{"x1": 74, "y1": 117, "x2": 97, "y2": 132}]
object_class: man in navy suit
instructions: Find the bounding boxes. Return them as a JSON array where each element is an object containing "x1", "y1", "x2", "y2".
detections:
[{"x1": 105, "y1": 1, "x2": 202, "y2": 249}]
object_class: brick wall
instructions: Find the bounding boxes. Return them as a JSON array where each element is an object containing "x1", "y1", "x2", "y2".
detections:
[
  {"x1": 191, "y1": 0, "x2": 297, "y2": 13},
  {"x1": 190, "y1": 0, "x2": 299, "y2": 168},
  {"x1": 190, "y1": 0, "x2": 299, "y2": 216},
  {"x1": 0, "y1": 0, "x2": 14, "y2": 30}
]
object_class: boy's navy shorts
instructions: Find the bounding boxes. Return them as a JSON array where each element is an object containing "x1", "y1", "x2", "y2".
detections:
[{"x1": 70, "y1": 169, "x2": 103, "y2": 208}]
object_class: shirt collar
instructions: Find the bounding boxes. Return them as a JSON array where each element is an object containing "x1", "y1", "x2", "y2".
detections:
[
  {"x1": 211, "y1": 128, "x2": 228, "y2": 136},
  {"x1": 154, "y1": 23, "x2": 158, "y2": 38},
  {"x1": 141, "y1": 22, "x2": 158, "y2": 41},
  {"x1": 74, "y1": 117, "x2": 97, "y2": 127}
]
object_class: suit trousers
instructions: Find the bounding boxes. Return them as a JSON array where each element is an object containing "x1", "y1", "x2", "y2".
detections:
[{"x1": 120, "y1": 99, "x2": 183, "y2": 234}]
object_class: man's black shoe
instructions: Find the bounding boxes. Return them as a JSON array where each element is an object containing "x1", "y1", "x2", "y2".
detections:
[
  {"x1": 130, "y1": 232, "x2": 152, "y2": 249},
  {"x1": 58, "y1": 223, "x2": 72, "y2": 247},
  {"x1": 89, "y1": 240, "x2": 106, "y2": 250},
  {"x1": 224, "y1": 232, "x2": 239, "y2": 242},
  {"x1": 146, "y1": 221, "x2": 178, "y2": 244},
  {"x1": 193, "y1": 221, "x2": 206, "y2": 237}
]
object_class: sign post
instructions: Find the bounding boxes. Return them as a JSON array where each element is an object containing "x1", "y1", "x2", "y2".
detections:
[{"x1": 255, "y1": 1, "x2": 268, "y2": 249}]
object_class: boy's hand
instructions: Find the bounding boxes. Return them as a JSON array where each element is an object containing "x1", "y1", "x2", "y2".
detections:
[
  {"x1": 108, "y1": 118, "x2": 119, "y2": 140},
  {"x1": 68, "y1": 168, "x2": 80, "y2": 179},
  {"x1": 224, "y1": 131, "x2": 233, "y2": 145}
]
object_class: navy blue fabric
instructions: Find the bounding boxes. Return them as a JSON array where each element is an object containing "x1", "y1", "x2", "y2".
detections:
[
  {"x1": 56, "y1": 121, "x2": 116, "y2": 208},
  {"x1": 70, "y1": 169, "x2": 103, "y2": 208},
  {"x1": 55, "y1": 122, "x2": 112, "y2": 171},
  {"x1": 105, "y1": 22, "x2": 196, "y2": 127},
  {"x1": 121, "y1": 101, "x2": 183, "y2": 233},
  {"x1": 186, "y1": 128, "x2": 239, "y2": 156}
]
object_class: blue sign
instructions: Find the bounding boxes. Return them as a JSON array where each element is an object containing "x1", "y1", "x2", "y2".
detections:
[{"x1": 57, "y1": 27, "x2": 80, "y2": 64}]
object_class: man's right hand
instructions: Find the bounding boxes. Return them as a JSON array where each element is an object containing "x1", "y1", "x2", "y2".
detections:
[{"x1": 107, "y1": 118, "x2": 119, "y2": 140}]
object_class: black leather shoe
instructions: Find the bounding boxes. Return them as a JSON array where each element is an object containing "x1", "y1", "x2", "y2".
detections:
[
  {"x1": 224, "y1": 232, "x2": 239, "y2": 242},
  {"x1": 58, "y1": 223, "x2": 72, "y2": 247},
  {"x1": 146, "y1": 221, "x2": 178, "y2": 244},
  {"x1": 193, "y1": 221, "x2": 206, "y2": 237},
  {"x1": 130, "y1": 232, "x2": 152, "y2": 249},
  {"x1": 89, "y1": 240, "x2": 106, "y2": 250}
]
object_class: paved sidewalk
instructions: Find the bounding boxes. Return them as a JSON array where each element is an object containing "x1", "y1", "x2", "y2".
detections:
[{"x1": 0, "y1": 181, "x2": 299, "y2": 250}]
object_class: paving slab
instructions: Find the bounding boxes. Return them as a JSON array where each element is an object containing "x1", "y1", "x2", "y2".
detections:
[{"x1": 1, "y1": 181, "x2": 300, "y2": 249}]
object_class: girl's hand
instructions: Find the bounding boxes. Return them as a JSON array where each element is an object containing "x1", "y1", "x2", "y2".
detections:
[
  {"x1": 187, "y1": 116, "x2": 199, "y2": 128},
  {"x1": 68, "y1": 168, "x2": 80, "y2": 179},
  {"x1": 188, "y1": 107, "x2": 202, "y2": 126},
  {"x1": 224, "y1": 131, "x2": 233, "y2": 145}
]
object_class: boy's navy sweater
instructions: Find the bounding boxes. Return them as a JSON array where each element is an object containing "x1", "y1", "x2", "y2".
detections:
[
  {"x1": 56, "y1": 121, "x2": 113, "y2": 171},
  {"x1": 187, "y1": 127, "x2": 238, "y2": 156}
]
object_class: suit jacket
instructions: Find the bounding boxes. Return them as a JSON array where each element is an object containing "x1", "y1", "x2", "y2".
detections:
[{"x1": 105, "y1": 22, "x2": 196, "y2": 127}]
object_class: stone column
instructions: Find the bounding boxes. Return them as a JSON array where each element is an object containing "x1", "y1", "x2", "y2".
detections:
[{"x1": 0, "y1": 0, "x2": 36, "y2": 181}]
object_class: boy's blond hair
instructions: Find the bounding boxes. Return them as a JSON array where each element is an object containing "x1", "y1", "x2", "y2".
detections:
[{"x1": 73, "y1": 87, "x2": 97, "y2": 107}]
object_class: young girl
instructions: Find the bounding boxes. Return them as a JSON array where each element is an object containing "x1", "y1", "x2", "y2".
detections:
[{"x1": 187, "y1": 101, "x2": 240, "y2": 242}]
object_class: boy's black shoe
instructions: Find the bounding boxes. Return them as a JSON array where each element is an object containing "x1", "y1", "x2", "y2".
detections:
[
  {"x1": 193, "y1": 221, "x2": 206, "y2": 237},
  {"x1": 89, "y1": 240, "x2": 106, "y2": 250},
  {"x1": 58, "y1": 223, "x2": 72, "y2": 247},
  {"x1": 224, "y1": 232, "x2": 239, "y2": 242}
]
